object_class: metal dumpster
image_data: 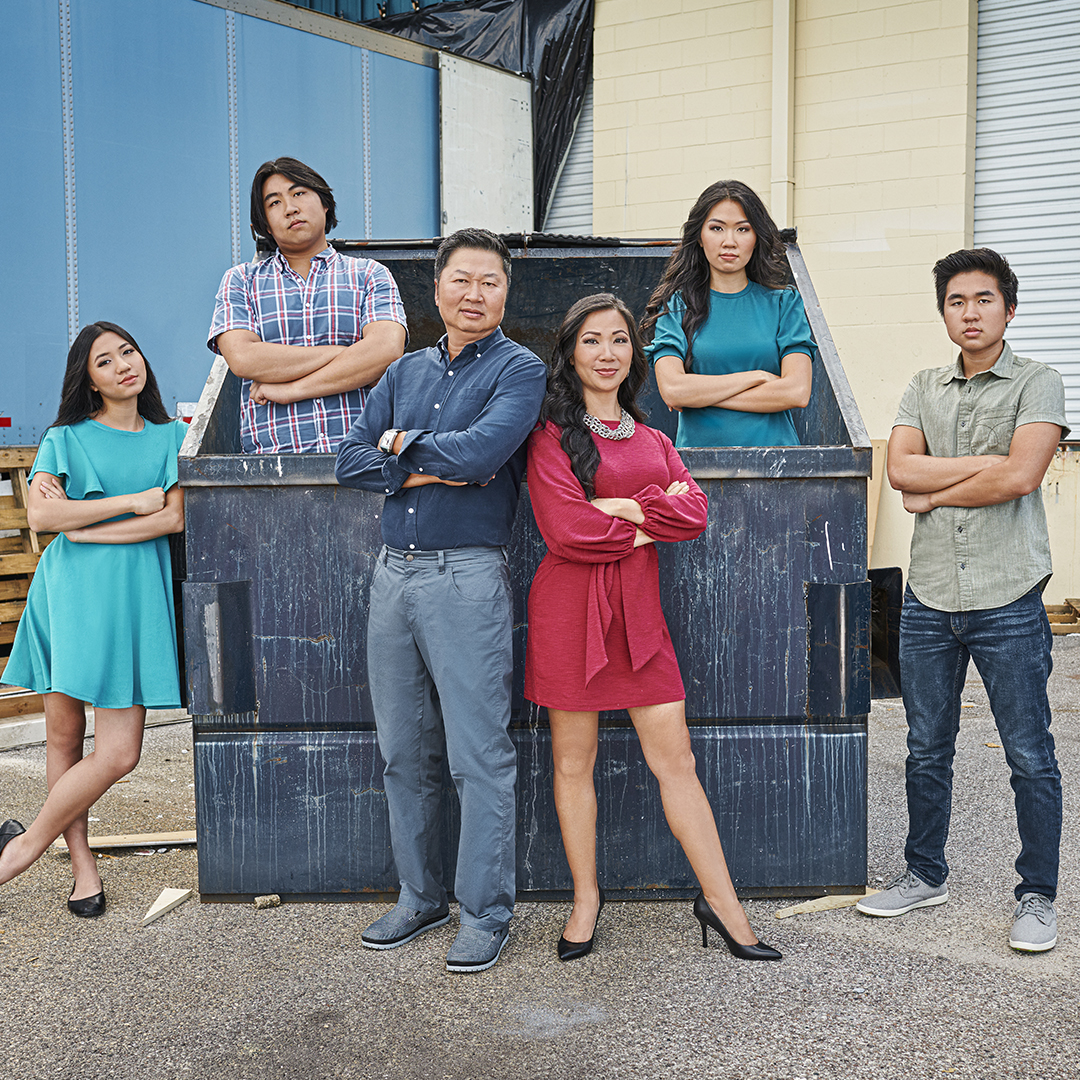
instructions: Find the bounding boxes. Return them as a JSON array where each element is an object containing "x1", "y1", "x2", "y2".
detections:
[{"x1": 181, "y1": 236, "x2": 872, "y2": 901}]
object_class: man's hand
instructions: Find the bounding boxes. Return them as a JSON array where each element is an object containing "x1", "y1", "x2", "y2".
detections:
[{"x1": 901, "y1": 490, "x2": 934, "y2": 514}]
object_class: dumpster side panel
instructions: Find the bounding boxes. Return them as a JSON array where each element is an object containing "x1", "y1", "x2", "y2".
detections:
[
  {"x1": 194, "y1": 723, "x2": 866, "y2": 897},
  {"x1": 184, "y1": 485, "x2": 384, "y2": 730}
]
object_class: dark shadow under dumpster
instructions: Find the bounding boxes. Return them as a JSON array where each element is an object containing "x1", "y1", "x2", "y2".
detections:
[{"x1": 180, "y1": 239, "x2": 873, "y2": 901}]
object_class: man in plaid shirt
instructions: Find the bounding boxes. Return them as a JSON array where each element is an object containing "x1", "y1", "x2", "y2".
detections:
[{"x1": 208, "y1": 157, "x2": 407, "y2": 454}]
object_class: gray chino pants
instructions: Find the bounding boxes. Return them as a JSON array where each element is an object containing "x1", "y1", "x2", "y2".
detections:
[{"x1": 367, "y1": 545, "x2": 516, "y2": 931}]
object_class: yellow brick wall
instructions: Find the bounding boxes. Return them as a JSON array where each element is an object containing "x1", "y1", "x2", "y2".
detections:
[{"x1": 593, "y1": 0, "x2": 775, "y2": 237}]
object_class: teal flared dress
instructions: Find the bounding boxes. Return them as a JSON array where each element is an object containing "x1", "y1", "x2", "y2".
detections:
[{"x1": 2, "y1": 418, "x2": 187, "y2": 709}]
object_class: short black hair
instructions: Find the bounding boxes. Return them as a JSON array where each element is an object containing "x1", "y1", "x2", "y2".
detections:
[
  {"x1": 434, "y1": 228, "x2": 512, "y2": 284},
  {"x1": 250, "y1": 157, "x2": 337, "y2": 243},
  {"x1": 933, "y1": 247, "x2": 1018, "y2": 314}
]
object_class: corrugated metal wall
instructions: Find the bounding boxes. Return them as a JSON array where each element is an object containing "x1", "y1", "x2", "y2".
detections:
[
  {"x1": 1, "y1": 0, "x2": 441, "y2": 445},
  {"x1": 543, "y1": 79, "x2": 593, "y2": 234},
  {"x1": 974, "y1": 0, "x2": 1080, "y2": 427}
]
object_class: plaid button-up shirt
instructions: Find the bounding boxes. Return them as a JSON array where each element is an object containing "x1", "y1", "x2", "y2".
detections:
[{"x1": 208, "y1": 246, "x2": 407, "y2": 454}]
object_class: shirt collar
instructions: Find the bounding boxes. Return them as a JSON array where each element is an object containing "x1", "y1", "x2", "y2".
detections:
[
  {"x1": 941, "y1": 340, "x2": 1016, "y2": 384},
  {"x1": 436, "y1": 325, "x2": 506, "y2": 365},
  {"x1": 271, "y1": 245, "x2": 335, "y2": 274}
]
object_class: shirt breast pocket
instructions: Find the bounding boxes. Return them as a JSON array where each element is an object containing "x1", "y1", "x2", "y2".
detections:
[
  {"x1": 444, "y1": 386, "x2": 496, "y2": 425},
  {"x1": 969, "y1": 407, "x2": 1017, "y2": 455}
]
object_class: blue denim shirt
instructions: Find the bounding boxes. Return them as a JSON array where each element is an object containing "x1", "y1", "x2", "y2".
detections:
[{"x1": 335, "y1": 327, "x2": 547, "y2": 550}]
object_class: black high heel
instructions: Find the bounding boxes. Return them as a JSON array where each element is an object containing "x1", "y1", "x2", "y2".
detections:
[
  {"x1": 693, "y1": 892, "x2": 781, "y2": 961},
  {"x1": 68, "y1": 882, "x2": 106, "y2": 918},
  {"x1": 0, "y1": 819, "x2": 26, "y2": 857},
  {"x1": 557, "y1": 886, "x2": 605, "y2": 962}
]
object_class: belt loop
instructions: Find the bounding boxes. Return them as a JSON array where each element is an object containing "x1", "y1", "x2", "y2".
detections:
[
  {"x1": 438, "y1": 549, "x2": 446, "y2": 573},
  {"x1": 380, "y1": 545, "x2": 388, "y2": 566}
]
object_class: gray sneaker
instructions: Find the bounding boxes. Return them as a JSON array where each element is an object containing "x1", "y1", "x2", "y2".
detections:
[
  {"x1": 445, "y1": 924, "x2": 509, "y2": 973},
  {"x1": 361, "y1": 903, "x2": 450, "y2": 950},
  {"x1": 855, "y1": 869, "x2": 949, "y2": 917},
  {"x1": 1009, "y1": 893, "x2": 1057, "y2": 952}
]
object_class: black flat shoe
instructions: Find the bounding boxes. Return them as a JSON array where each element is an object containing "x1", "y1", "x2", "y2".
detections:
[
  {"x1": 68, "y1": 884, "x2": 106, "y2": 919},
  {"x1": 692, "y1": 892, "x2": 781, "y2": 961},
  {"x1": 0, "y1": 819, "x2": 26, "y2": 856},
  {"x1": 558, "y1": 887, "x2": 605, "y2": 962}
]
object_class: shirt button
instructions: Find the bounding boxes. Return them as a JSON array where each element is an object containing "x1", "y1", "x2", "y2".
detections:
[
  {"x1": 448, "y1": 370, "x2": 454, "y2": 376},
  {"x1": 385, "y1": 489, "x2": 391, "y2": 494},
  {"x1": 957, "y1": 526, "x2": 963, "y2": 533},
  {"x1": 960, "y1": 563, "x2": 966, "y2": 570},
  {"x1": 408, "y1": 508, "x2": 415, "y2": 514},
  {"x1": 409, "y1": 544, "x2": 415, "y2": 550},
  {"x1": 961, "y1": 421, "x2": 966, "y2": 427},
  {"x1": 434, "y1": 403, "x2": 440, "y2": 409},
  {"x1": 418, "y1": 467, "x2": 424, "y2": 472}
]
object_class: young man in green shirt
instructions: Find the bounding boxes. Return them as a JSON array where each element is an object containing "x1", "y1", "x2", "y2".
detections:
[{"x1": 857, "y1": 248, "x2": 1067, "y2": 952}]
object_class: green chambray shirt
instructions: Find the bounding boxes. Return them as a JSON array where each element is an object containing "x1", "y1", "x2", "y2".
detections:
[{"x1": 894, "y1": 342, "x2": 1069, "y2": 612}]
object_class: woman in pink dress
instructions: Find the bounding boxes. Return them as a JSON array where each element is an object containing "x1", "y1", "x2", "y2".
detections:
[{"x1": 525, "y1": 293, "x2": 780, "y2": 963}]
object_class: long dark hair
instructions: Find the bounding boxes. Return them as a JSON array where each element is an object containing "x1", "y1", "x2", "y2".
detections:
[
  {"x1": 53, "y1": 321, "x2": 172, "y2": 428},
  {"x1": 539, "y1": 294, "x2": 648, "y2": 499},
  {"x1": 641, "y1": 180, "x2": 788, "y2": 370}
]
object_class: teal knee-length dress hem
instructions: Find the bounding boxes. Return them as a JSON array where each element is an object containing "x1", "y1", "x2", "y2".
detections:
[{"x1": 2, "y1": 418, "x2": 187, "y2": 710}]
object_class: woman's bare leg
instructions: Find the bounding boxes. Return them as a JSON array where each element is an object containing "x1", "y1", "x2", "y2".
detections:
[
  {"x1": 548, "y1": 709, "x2": 602, "y2": 942},
  {"x1": 0, "y1": 704, "x2": 146, "y2": 886},
  {"x1": 43, "y1": 693, "x2": 101, "y2": 899},
  {"x1": 628, "y1": 700, "x2": 757, "y2": 946}
]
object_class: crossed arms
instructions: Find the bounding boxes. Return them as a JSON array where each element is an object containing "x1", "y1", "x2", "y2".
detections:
[
  {"x1": 887, "y1": 422, "x2": 1061, "y2": 514},
  {"x1": 217, "y1": 320, "x2": 407, "y2": 405},
  {"x1": 28, "y1": 473, "x2": 184, "y2": 544}
]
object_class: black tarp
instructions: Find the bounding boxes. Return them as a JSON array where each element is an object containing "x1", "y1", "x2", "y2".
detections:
[{"x1": 366, "y1": 0, "x2": 592, "y2": 230}]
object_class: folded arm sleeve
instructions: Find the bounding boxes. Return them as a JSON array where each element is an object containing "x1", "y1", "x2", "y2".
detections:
[
  {"x1": 334, "y1": 364, "x2": 411, "y2": 492},
  {"x1": 397, "y1": 353, "x2": 548, "y2": 483},
  {"x1": 526, "y1": 425, "x2": 638, "y2": 563},
  {"x1": 634, "y1": 435, "x2": 709, "y2": 542},
  {"x1": 207, "y1": 265, "x2": 257, "y2": 353},
  {"x1": 777, "y1": 287, "x2": 818, "y2": 360},
  {"x1": 646, "y1": 295, "x2": 688, "y2": 364}
]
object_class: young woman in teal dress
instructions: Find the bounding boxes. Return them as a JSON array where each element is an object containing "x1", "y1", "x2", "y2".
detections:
[
  {"x1": 642, "y1": 180, "x2": 815, "y2": 448},
  {"x1": 0, "y1": 322, "x2": 186, "y2": 917}
]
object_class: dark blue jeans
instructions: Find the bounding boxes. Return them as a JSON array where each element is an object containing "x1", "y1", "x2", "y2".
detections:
[{"x1": 900, "y1": 586, "x2": 1061, "y2": 900}]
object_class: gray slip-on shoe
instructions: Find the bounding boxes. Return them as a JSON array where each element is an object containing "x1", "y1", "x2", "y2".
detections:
[
  {"x1": 445, "y1": 924, "x2": 509, "y2": 973},
  {"x1": 855, "y1": 869, "x2": 949, "y2": 917},
  {"x1": 1009, "y1": 893, "x2": 1057, "y2": 952},
  {"x1": 361, "y1": 903, "x2": 451, "y2": 950}
]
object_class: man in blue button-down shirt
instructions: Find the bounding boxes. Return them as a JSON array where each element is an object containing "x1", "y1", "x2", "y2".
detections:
[{"x1": 336, "y1": 229, "x2": 547, "y2": 972}]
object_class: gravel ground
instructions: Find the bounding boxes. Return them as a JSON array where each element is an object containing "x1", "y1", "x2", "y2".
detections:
[{"x1": 2, "y1": 639, "x2": 1078, "y2": 1079}]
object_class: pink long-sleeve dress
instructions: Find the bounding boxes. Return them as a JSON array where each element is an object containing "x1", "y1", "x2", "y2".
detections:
[{"x1": 524, "y1": 419, "x2": 708, "y2": 711}]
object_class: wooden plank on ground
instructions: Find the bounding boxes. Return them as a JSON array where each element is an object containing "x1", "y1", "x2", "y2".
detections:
[
  {"x1": 53, "y1": 830, "x2": 197, "y2": 851},
  {"x1": 1051, "y1": 623, "x2": 1080, "y2": 636},
  {"x1": 0, "y1": 691, "x2": 45, "y2": 719},
  {"x1": 142, "y1": 888, "x2": 194, "y2": 927}
]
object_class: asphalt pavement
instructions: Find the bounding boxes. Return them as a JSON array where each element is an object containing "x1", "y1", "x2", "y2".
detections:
[{"x1": 2, "y1": 638, "x2": 1078, "y2": 1079}]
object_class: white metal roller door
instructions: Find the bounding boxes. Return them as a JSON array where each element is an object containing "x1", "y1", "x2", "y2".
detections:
[
  {"x1": 975, "y1": 0, "x2": 1080, "y2": 429},
  {"x1": 543, "y1": 79, "x2": 594, "y2": 234}
]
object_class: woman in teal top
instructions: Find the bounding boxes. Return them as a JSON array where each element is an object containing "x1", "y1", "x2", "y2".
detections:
[
  {"x1": 643, "y1": 180, "x2": 815, "y2": 448},
  {"x1": 0, "y1": 321, "x2": 186, "y2": 918}
]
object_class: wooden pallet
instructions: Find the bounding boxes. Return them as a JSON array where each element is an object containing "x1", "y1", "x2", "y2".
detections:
[
  {"x1": 1046, "y1": 599, "x2": 1080, "y2": 635},
  {"x1": 0, "y1": 446, "x2": 54, "y2": 718}
]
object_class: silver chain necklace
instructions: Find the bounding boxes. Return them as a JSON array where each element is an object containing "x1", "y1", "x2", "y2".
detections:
[{"x1": 583, "y1": 408, "x2": 635, "y2": 440}]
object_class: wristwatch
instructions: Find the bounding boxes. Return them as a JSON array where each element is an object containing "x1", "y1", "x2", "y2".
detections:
[{"x1": 378, "y1": 428, "x2": 402, "y2": 454}]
